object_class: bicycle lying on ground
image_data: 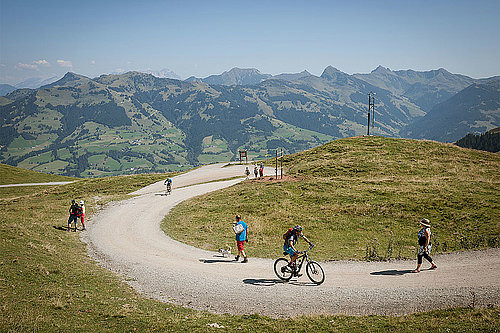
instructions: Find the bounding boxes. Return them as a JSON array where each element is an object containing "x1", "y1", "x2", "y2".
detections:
[{"x1": 273, "y1": 244, "x2": 325, "y2": 285}]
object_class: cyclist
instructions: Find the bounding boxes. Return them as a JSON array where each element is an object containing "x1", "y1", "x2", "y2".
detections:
[
  {"x1": 283, "y1": 225, "x2": 313, "y2": 274},
  {"x1": 164, "y1": 177, "x2": 172, "y2": 194}
]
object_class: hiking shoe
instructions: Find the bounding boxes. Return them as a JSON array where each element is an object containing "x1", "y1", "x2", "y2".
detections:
[
  {"x1": 242, "y1": 258, "x2": 248, "y2": 263},
  {"x1": 234, "y1": 256, "x2": 240, "y2": 261}
]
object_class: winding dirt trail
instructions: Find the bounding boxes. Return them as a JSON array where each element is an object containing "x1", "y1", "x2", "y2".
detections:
[{"x1": 83, "y1": 163, "x2": 500, "y2": 317}]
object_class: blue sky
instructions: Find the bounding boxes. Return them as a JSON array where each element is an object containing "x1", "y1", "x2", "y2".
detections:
[{"x1": 1, "y1": 0, "x2": 499, "y2": 84}]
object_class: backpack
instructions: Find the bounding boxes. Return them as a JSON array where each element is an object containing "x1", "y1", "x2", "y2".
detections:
[{"x1": 283, "y1": 228, "x2": 294, "y2": 240}]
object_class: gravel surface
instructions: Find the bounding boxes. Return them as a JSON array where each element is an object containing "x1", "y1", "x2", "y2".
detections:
[{"x1": 82, "y1": 163, "x2": 500, "y2": 317}]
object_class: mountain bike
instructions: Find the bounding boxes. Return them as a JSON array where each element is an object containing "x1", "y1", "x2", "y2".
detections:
[
  {"x1": 273, "y1": 244, "x2": 325, "y2": 285},
  {"x1": 165, "y1": 183, "x2": 171, "y2": 195}
]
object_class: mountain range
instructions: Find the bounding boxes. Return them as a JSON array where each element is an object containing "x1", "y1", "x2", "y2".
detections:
[{"x1": 0, "y1": 65, "x2": 498, "y2": 177}]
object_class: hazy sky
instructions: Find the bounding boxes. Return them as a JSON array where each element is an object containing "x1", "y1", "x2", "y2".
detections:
[{"x1": 1, "y1": 0, "x2": 499, "y2": 84}]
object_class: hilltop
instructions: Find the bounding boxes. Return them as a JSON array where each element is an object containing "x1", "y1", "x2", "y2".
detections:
[{"x1": 164, "y1": 136, "x2": 500, "y2": 260}]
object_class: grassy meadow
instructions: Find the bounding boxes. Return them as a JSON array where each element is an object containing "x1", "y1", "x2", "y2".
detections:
[
  {"x1": 1, "y1": 142, "x2": 499, "y2": 331},
  {"x1": 0, "y1": 163, "x2": 75, "y2": 185},
  {"x1": 163, "y1": 136, "x2": 499, "y2": 261}
]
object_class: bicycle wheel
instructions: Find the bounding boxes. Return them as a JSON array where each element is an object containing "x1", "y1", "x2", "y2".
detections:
[
  {"x1": 306, "y1": 261, "x2": 325, "y2": 285},
  {"x1": 274, "y1": 258, "x2": 293, "y2": 281}
]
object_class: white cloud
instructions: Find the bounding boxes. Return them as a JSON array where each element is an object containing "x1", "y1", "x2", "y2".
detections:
[
  {"x1": 34, "y1": 59, "x2": 50, "y2": 66},
  {"x1": 15, "y1": 62, "x2": 38, "y2": 70},
  {"x1": 57, "y1": 59, "x2": 73, "y2": 68},
  {"x1": 91, "y1": 60, "x2": 96, "y2": 65}
]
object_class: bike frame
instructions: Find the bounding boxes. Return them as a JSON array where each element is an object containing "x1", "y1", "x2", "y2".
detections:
[{"x1": 290, "y1": 245, "x2": 314, "y2": 273}]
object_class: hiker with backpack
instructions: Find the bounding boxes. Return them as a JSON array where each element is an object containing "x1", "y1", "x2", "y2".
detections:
[
  {"x1": 283, "y1": 225, "x2": 313, "y2": 271},
  {"x1": 232, "y1": 214, "x2": 248, "y2": 263},
  {"x1": 67, "y1": 199, "x2": 79, "y2": 232},
  {"x1": 413, "y1": 218, "x2": 437, "y2": 273}
]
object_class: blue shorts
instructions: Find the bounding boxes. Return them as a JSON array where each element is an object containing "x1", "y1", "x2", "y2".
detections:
[{"x1": 283, "y1": 244, "x2": 295, "y2": 256}]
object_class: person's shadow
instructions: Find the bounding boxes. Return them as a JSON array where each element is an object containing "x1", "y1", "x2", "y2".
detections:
[
  {"x1": 370, "y1": 269, "x2": 413, "y2": 276},
  {"x1": 242, "y1": 278, "x2": 285, "y2": 286},
  {"x1": 199, "y1": 256, "x2": 235, "y2": 264}
]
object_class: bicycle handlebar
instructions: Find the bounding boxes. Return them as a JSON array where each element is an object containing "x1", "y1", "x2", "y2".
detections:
[{"x1": 300, "y1": 244, "x2": 315, "y2": 254}]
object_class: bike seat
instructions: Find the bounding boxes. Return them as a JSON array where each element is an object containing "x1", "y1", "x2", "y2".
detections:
[{"x1": 283, "y1": 252, "x2": 288, "y2": 256}]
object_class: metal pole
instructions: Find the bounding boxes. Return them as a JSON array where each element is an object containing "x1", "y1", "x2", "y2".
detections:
[
  {"x1": 367, "y1": 94, "x2": 371, "y2": 136},
  {"x1": 275, "y1": 149, "x2": 278, "y2": 179},
  {"x1": 280, "y1": 148, "x2": 283, "y2": 179},
  {"x1": 367, "y1": 92, "x2": 375, "y2": 136}
]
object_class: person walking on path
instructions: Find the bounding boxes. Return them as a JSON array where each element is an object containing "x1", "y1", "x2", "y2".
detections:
[
  {"x1": 245, "y1": 167, "x2": 250, "y2": 179},
  {"x1": 233, "y1": 215, "x2": 248, "y2": 263},
  {"x1": 253, "y1": 166, "x2": 258, "y2": 178},
  {"x1": 259, "y1": 165, "x2": 264, "y2": 177},
  {"x1": 413, "y1": 218, "x2": 437, "y2": 273},
  {"x1": 77, "y1": 200, "x2": 86, "y2": 230},
  {"x1": 67, "y1": 199, "x2": 79, "y2": 232}
]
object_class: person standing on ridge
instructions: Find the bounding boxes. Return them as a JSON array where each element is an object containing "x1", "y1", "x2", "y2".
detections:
[{"x1": 233, "y1": 214, "x2": 248, "y2": 263}]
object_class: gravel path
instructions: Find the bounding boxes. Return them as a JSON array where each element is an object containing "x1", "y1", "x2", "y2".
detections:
[{"x1": 83, "y1": 163, "x2": 500, "y2": 317}]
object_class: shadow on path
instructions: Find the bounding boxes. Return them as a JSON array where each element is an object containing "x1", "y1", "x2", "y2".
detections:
[
  {"x1": 370, "y1": 269, "x2": 414, "y2": 276},
  {"x1": 243, "y1": 278, "x2": 318, "y2": 287},
  {"x1": 199, "y1": 258, "x2": 236, "y2": 264},
  {"x1": 53, "y1": 225, "x2": 68, "y2": 231},
  {"x1": 242, "y1": 278, "x2": 285, "y2": 286}
]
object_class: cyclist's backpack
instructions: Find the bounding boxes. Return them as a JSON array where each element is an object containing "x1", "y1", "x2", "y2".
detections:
[{"x1": 283, "y1": 228, "x2": 294, "y2": 240}]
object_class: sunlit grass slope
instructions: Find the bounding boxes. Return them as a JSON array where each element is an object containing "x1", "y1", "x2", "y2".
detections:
[
  {"x1": 0, "y1": 163, "x2": 76, "y2": 185},
  {"x1": 163, "y1": 136, "x2": 499, "y2": 260},
  {"x1": 0, "y1": 165, "x2": 498, "y2": 331}
]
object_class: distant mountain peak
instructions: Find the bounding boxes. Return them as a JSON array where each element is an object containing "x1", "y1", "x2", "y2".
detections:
[
  {"x1": 47, "y1": 72, "x2": 88, "y2": 87},
  {"x1": 372, "y1": 65, "x2": 392, "y2": 74},
  {"x1": 269, "y1": 70, "x2": 312, "y2": 82},
  {"x1": 142, "y1": 68, "x2": 180, "y2": 80},
  {"x1": 227, "y1": 67, "x2": 261, "y2": 74},
  {"x1": 322, "y1": 65, "x2": 342, "y2": 74},
  {"x1": 321, "y1": 66, "x2": 351, "y2": 83}
]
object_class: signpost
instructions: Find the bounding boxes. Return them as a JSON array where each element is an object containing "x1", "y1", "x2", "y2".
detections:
[{"x1": 239, "y1": 150, "x2": 248, "y2": 164}]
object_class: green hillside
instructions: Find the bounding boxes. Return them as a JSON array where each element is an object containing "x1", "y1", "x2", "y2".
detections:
[
  {"x1": 0, "y1": 162, "x2": 75, "y2": 185},
  {"x1": 1, "y1": 163, "x2": 497, "y2": 331},
  {"x1": 401, "y1": 80, "x2": 500, "y2": 142},
  {"x1": 164, "y1": 136, "x2": 500, "y2": 260}
]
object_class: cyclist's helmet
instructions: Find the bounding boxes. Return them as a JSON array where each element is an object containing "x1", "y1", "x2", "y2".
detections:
[
  {"x1": 293, "y1": 225, "x2": 303, "y2": 233},
  {"x1": 79, "y1": 200, "x2": 84, "y2": 205},
  {"x1": 71, "y1": 199, "x2": 75, "y2": 204}
]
